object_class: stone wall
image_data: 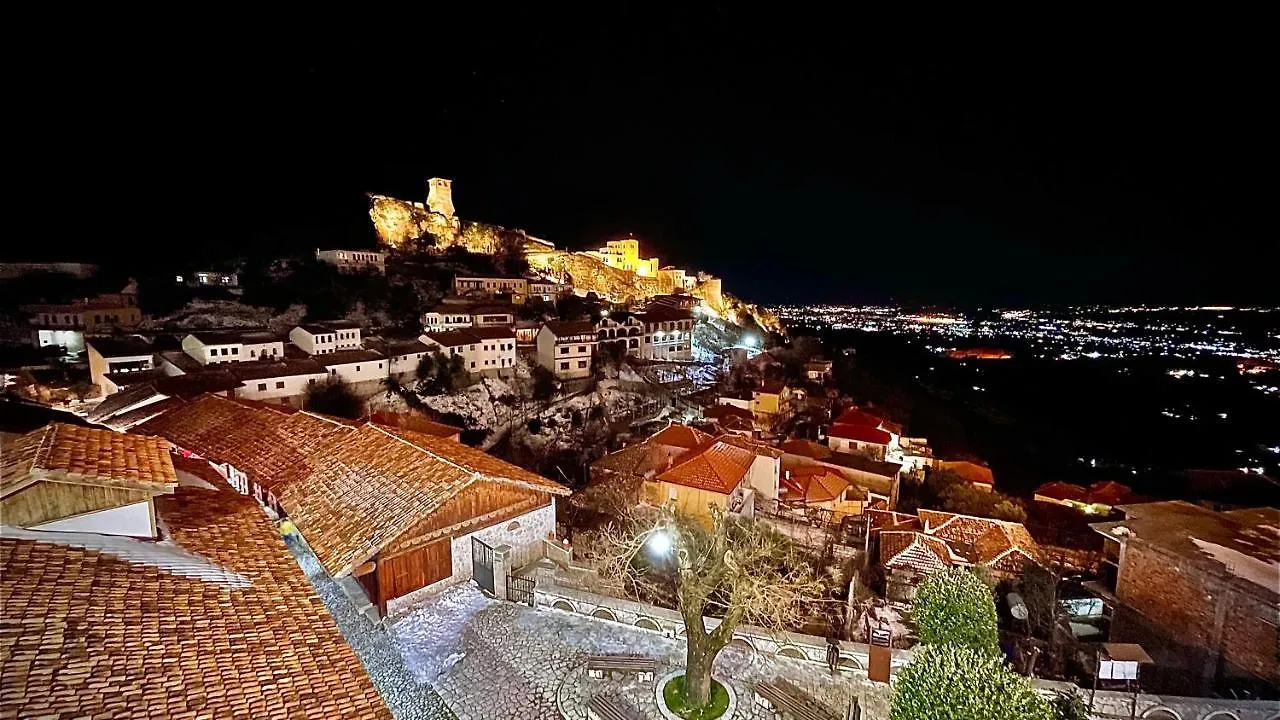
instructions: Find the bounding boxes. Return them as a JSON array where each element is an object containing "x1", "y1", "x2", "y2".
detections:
[
  {"x1": 1032, "y1": 680, "x2": 1279, "y2": 720},
  {"x1": 386, "y1": 502, "x2": 556, "y2": 616},
  {"x1": 532, "y1": 580, "x2": 912, "y2": 675}
]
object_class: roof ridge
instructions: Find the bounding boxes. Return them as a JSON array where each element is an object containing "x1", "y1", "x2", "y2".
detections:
[{"x1": 30, "y1": 424, "x2": 59, "y2": 473}]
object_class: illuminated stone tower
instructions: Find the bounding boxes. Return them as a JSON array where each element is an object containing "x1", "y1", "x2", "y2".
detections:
[{"x1": 426, "y1": 177, "x2": 456, "y2": 218}]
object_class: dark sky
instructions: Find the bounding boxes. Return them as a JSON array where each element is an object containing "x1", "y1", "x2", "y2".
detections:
[{"x1": 14, "y1": 13, "x2": 1270, "y2": 307}]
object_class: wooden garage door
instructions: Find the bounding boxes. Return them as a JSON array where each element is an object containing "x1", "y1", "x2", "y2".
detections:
[{"x1": 379, "y1": 537, "x2": 452, "y2": 602}]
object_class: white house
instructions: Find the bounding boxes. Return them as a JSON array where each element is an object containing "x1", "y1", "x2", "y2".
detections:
[
  {"x1": 317, "y1": 349, "x2": 390, "y2": 388},
  {"x1": 635, "y1": 306, "x2": 695, "y2": 361},
  {"x1": 453, "y1": 276, "x2": 528, "y2": 297},
  {"x1": 87, "y1": 337, "x2": 155, "y2": 393},
  {"x1": 422, "y1": 307, "x2": 475, "y2": 331},
  {"x1": 536, "y1": 321, "x2": 597, "y2": 380},
  {"x1": 596, "y1": 315, "x2": 645, "y2": 357},
  {"x1": 290, "y1": 321, "x2": 362, "y2": 355},
  {"x1": 179, "y1": 330, "x2": 284, "y2": 366},
  {"x1": 315, "y1": 248, "x2": 386, "y2": 274},
  {"x1": 230, "y1": 359, "x2": 328, "y2": 405},
  {"x1": 181, "y1": 331, "x2": 247, "y2": 365},
  {"x1": 526, "y1": 278, "x2": 566, "y2": 302},
  {"x1": 420, "y1": 328, "x2": 518, "y2": 377},
  {"x1": 369, "y1": 338, "x2": 431, "y2": 380}
]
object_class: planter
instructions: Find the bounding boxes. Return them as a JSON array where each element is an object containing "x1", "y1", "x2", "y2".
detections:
[{"x1": 654, "y1": 669, "x2": 737, "y2": 720}]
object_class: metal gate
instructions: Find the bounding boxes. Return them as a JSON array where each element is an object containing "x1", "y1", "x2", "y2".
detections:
[
  {"x1": 507, "y1": 575, "x2": 535, "y2": 606},
  {"x1": 472, "y1": 537, "x2": 494, "y2": 594}
]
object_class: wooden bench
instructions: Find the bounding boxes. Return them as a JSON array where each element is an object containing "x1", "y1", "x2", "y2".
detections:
[
  {"x1": 754, "y1": 679, "x2": 839, "y2": 720},
  {"x1": 587, "y1": 694, "x2": 643, "y2": 720},
  {"x1": 586, "y1": 654, "x2": 658, "y2": 682}
]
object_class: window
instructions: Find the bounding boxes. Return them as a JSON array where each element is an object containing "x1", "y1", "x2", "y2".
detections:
[
  {"x1": 309, "y1": 378, "x2": 316, "y2": 385},
  {"x1": 559, "y1": 347, "x2": 568, "y2": 355},
  {"x1": 257, "y1": 383, "x2": 267, "y2": 391},
  {"x1": 577, "y1": 360, "x2": 587, "y2": 369},
  {"x1": 231, "y1": 347, "x2": 238, "y2": 355},
  {"x1": 355, "y1": 365, "x2": 360, "y2": 372},
  {"x1": 271, "y1": 348, "x2": 277, "y2": 355},
  {"x1": 470, "y1": 361, "x2": 476, "y2": 368},
  {"x1": 378, "y1": 362, "x2": 382, "y2": 368},
  {"x1": 250, "y1": 350, "x2": 256, "y2": 357},
  {"x1": 220, "y1": 348, "x2": 228, "y2": 356},
  {"x1": 577, "y1": 346, "x2": 586, "y2": 352},
  {"x1": 560, "y1": 362, "x2": 569, "y2": 370},
  {"x1": 275, "y1": 381, "x2": 285, "y2": 389}
]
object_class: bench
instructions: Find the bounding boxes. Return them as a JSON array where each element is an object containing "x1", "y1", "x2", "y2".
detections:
[
  {"x1": 754, "y1": 679, "x2": 839, "y2": 720},
  {"x1": 586, "y1": 654, "x2": 659, "y2": 682},
  {"x1": 587, "y1": 694, "x2": 643, "y2": 720}
]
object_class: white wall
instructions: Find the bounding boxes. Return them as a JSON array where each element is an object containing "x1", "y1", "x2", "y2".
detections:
[
  {"x1": 422, "y1": 312, "x2": 473, "y2": 331},
  {"x1": 388, "y1": 351, "x2": 426, "y2": 378},
  {"x1": 182, "y1": 335, "x2": 242, "y2": 365},
  {"x1": 323, "y1": 359, "x2": 389, "y2": 385},
  {"x1": 237, "y1": 372, "x2": 327, "y2": 402},
  {"x1": 32, "y1": 499, "x2": 154, "y2": 537},
  {"x1": 422, "y1": 335, "x2": 516, "y2": 376},
  {"x1": 35, "y1": 329, "x2": 85, "y2": 354},
  {"x1": 747, "y1": 455, "x2": 780, "y2": 500},
  {"x1": 242, "y1": 341, "x2": 284, "y2": 360},
  {"x1": 537, "y1": 328, "x2": 594, "y2": 379}
]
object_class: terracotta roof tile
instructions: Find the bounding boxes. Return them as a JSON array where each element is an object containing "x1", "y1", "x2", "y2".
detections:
[
  {"x1": 879, "y1": 530, "x2": 951, "y2": 574},
  {"x1": 592, "y1": 442, "x2": 674, "y2": 477},
  {"x1": 1035, "y1": 481, "x2": 1088, "y2": 502},
  {"x1": 828, "y1": 423, "x2": 892, "y2": 444},
  {"x1": 137, "y1": 395, "x2": 566, "y2": 578},
  {"x1": 658, "y1": 439, "x2": 755, "y2": 495},
  {"x1": 782, "y1": 465, "x2": 853, "y2": 504},
  {"x1": 648, "y1": 423, "x2": 712, "y2": 450},
  {"x1": 779, "y1": 438, "x2": 833, "y2": 460},
  {"x1": 0, "y1": 483, "x2": 390, "y2": 719},
  {"x1": 1, "y1": 423, "x2": 175, "y2": 496},
  {"x1": 834, "y1": 408, "x2": 885, "y2": 427}
]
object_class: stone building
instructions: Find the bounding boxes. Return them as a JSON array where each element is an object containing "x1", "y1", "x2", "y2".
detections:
[{"x1": 1090, "y1": 501, "x2": 1280, "y2": 697}]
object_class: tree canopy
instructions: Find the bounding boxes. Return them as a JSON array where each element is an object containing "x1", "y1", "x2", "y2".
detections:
[
  {"x1": 912, "y1": 568, "x2": 999, "y2": 653},
  {"x1": 891, "y1": 644, "x2": 1052, "y2": 720}
]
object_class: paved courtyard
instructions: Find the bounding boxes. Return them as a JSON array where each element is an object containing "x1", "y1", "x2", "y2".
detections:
[{"x1": 388, "y1": 583, "x2": 891, "y2": 720}]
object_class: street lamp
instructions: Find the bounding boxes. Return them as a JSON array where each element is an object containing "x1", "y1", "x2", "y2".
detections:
[
  {"x1": 743, "y1": 334, "x2": 757, "y2": 348},
  {"x1": 646, "y1": 529, "x2": 673, "y2": 556}
]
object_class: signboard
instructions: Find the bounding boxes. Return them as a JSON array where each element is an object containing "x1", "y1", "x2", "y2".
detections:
[
  {"x1": 871, "y1": 627, "x2": 892, "y2": 647},
  {"x1": 1098, "y1": 660, "x2": 1138, "y2": 680},
  {"x1": 868, "y1": 645, "x2": 892, "y2": 683}
]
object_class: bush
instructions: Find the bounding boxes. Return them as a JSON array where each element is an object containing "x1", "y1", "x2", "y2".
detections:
[
  {"x1": 913, "y1": 568, "x2": 999, "y2": 653},
  {"x1": 1052, "y1": 692, "x2": 1088, "y2": 720},
  {"x1": 891, "y1": 644, "x2": 1052, "y2": 720},
  {"x1": 305, "y1": 379, "x2": 362, "y2": 420}
]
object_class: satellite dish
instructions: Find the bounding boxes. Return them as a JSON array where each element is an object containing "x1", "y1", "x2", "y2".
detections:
[{"x1": 1007, "y1": 592, "x2": 1029, "y2": 621}]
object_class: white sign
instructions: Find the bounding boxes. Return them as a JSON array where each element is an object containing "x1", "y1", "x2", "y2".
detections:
[{"x1": 1099, "y1": 660, "x2": 1138, "y2": 680}]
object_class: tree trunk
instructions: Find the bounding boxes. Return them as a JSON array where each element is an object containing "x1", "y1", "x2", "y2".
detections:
[{"x1": 684, "y1": 631, "x2": 716, "y2": 708}]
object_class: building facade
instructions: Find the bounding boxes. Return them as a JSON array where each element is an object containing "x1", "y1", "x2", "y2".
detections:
[
  {"x1": 315, "y1": 248, "x2": 387, "y2": 274},
  {"x1": 536, "y1": 321, "x2": 597, "y2": 379},
  {"x1": 420, "y1": 328, "x2": 518, "y2": 376}
]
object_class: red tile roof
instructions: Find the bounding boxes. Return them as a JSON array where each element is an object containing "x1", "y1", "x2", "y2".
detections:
[
  {"x1": 658, "y1": 439, "x2": 756, "y2": 495},
  {"x1": 779, "y1": 438, "x2": 833, "y2": 460},
  {"x1": 648, "y1": 423, "x2": 712, "y2": 450},
  {"x1": 828, "y1": 423, "x2": 892, "y2": 444},
  {"x1": 136, "y1": 394, "x2": 567, "y2": 577},
  {"x1": 703, "y1": 404, "x2": 755, "y2": 422},
  {"x1": 1087, "y1": 481, "x2": 1135, "y2": 506},
  {"x1": 1, "y1": 423, "x2": 175, "y2": 496},
  {"x1": 1034, "y1": 481, "x2": 1089, "y2": 502},
  {"x1": 880, "y1": 531, "x2": 951, "y2": 575},
  {"x1": 0, "y1": 483, "x2": 390, "y2": 719},
  {"x1": 782, "y1": 465, "x2": 852, "y2": 504}
]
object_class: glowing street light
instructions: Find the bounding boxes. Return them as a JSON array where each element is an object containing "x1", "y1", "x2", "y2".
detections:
[
  {"x1": 743, "y1": 334, "x2": 757, "y2": 348},
  {"x1": 646, "y1": 529, "x2": 673, "y2": 556}
]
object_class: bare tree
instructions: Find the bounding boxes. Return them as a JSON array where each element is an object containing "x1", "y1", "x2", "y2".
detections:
[{"x1": 588, "y1": 505, "x2": 831, "y2": 711}]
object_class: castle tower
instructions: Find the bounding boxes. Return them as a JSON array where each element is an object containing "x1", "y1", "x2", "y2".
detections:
[{"x1": 426, "y1": 177, "x2": 456, "y2": 218}]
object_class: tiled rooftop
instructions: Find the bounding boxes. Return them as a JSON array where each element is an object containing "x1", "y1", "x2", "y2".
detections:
[
  {"x1": 1, "y1": 423, "x2": 175, "y2": 495},
  {"x1": 0, "y1": 483, "x2": 390, "y2": 719},
  {"x1": 648, "y1": 423, "x2": 712, "y2": 450},
  {"x1": 658, "y1": 439, "x2": 756, "y2": 495}
]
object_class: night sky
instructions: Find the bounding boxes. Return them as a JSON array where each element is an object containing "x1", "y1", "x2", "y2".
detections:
[{"x1": 14, "y1": 14, "x2": 1269, "y2": 307}]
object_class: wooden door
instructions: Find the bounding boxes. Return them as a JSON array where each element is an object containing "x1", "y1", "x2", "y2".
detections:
[{"x1": 379, "y1": 537, "x2": 453, "y2": 603}]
